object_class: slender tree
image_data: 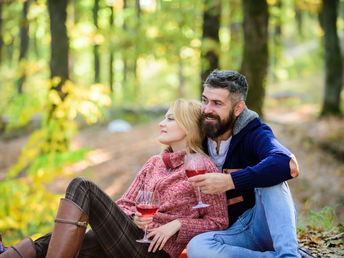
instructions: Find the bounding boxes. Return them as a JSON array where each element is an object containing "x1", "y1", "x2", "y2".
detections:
[
  {"x1": 0, "y1": 3, "x2": 3, "y2": 64},
  {"x1": 47, "y1": 0, "x2": 69, "y2": 102},
  {"x1": 93, "y1": 0, "x2": 100, "y2": 83},
  {"x1": 17, "y1": 0, "x2": 31, "y2": 94},
  {"x1": 319, "y1": 0, "x2": 342, "y2": 116},
  {"x1": 109, "y1": 4, "x2": 114, "y2": 92},
  {"x1": 47, "y1": 0, "x2": 70, "y2": 151},
  {"x1": 241, "y1": 0, "x2": 269, "y2": 116},
  {"x1": 271, "y1": 0, "x2": 282, "y2": 82},
  {"x1": 122, "y1": 0, "x2": 128, "y2": 85},
  {"x1": 228, "y1": 0, "x2": 242, "y2": 69},
  {"x1": 201, "y1": 0, "x2": 221, "y2": 91},
  {"x1": 294, "y1": 0, "x2": 304, "y2": 38}
]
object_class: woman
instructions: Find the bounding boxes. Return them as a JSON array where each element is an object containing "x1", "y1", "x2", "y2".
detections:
[{"x1": 0, "y1": 99, "x2": 228, "y2": 258}]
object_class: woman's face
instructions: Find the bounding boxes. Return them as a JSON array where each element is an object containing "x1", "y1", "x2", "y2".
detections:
[{"x1": 158, "y1": 108, "x2": 187, "y2": 151}]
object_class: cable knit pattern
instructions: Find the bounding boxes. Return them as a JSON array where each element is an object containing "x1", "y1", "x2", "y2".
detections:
[{"x1": 116, "y1": 149, "x2": 228, "y2": 258}]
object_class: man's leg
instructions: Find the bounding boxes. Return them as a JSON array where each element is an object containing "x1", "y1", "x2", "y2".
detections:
[
  {"x1": 256, "y1": 182, "x2": 300, "y2": 257},
  {"x1": 188, "y1": 182, "x2": 300, "y2": 258},
  {"x1": 187, "y1": 207, "x2": 271, "y2": 258}
]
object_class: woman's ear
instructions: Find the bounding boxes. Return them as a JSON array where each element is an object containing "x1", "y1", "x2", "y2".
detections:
[{"x1": 234, "y1": 101, "x2": 246, "y2": 117}]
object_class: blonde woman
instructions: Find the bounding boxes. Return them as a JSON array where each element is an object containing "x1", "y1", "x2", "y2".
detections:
[{"x1": 1, "y1": 99, "x2": 228, "y2": 258}]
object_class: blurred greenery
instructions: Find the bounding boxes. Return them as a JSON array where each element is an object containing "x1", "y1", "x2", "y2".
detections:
[{"x1": 0, "y1": 0, "x2": 343, "y2": 246}]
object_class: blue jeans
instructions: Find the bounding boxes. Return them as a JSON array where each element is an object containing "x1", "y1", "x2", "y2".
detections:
[{"x1": 187, "y1": 182, "x2": 300, "y2": 258}]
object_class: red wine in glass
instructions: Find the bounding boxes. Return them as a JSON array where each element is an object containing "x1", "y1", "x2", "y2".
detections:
[
  {"x1": 136, "y1": 204, "x2": 159, "y2": 217},
  {"x1": 135, "y1": 190, "x2": 160, "y2": 243},
  {"x1": 185, "y1": 153, "x2": 210, "y2": 209},
  {"x1": 185, "y1": 169, "x2": 206, "y2": 178}
]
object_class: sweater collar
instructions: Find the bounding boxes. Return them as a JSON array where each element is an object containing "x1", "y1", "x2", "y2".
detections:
[
  {"x1": 161, "y1": 148, "x2": 186, "y2": 169},
  {"x1": 233, "y1": 107, "x2": 259, "y2": 136}
]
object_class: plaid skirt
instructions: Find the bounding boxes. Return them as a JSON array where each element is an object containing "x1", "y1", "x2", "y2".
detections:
[{"x1": 63, "y1": 177, "x2": 170, "y2": 258}]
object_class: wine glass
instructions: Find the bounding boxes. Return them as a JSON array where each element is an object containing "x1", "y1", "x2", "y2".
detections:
[
  {"x1": 135, "y1": 190, "x2": 160, "y2": 243},
  {"x1": 185, "y1": 153, "x2": 210, "y2": 209}
]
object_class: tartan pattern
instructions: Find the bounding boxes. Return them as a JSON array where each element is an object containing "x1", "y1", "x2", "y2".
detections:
[{"x1": 65, "y1": 177, "x2": 170, "y2": 258}]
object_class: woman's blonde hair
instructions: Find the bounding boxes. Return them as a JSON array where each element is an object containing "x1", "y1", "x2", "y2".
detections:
[{"x1": 171, "y1": 98, "x2": 205, "y2": 154}]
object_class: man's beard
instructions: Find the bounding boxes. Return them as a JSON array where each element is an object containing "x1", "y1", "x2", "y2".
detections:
[{"x1": 200, "y1": 110, "x2": 236, "y2": 139}]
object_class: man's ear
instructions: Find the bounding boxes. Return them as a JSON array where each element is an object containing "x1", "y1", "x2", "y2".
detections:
[{"x1": 234, "y1": 101, "x2": 246, "y2": 117}]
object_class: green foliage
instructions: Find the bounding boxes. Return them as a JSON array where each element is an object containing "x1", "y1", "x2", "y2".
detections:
[
  {"x1": 298, "y1": 205, "x2": 340, "y2": 233},
  {"x1": 0, "y1": 79, "x2": 111, "y2": 244},
  {"x1": 0, "y1": 178, "x2": 60, "y2": 245}
]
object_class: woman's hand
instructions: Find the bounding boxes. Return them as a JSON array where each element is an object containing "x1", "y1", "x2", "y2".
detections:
[
  {"x1": 133, "y1": 212, "x2": 153, "y2": 230},
  {"x1": 147, "y1": 219, "x2": 181, "y2": 253}
]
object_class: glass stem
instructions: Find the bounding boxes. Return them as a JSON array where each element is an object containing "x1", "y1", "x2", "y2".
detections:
[
  {"x1": 143, "y1": 225, "x2": 148, "y2": 240},
  {"x1": 197, "y1": 186, "x2": 202, "y2": 204}
]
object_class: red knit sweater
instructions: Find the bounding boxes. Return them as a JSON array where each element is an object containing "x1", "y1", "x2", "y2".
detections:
[{"x1": 116, "y1": 149, "x2": 228, "y2": 258}]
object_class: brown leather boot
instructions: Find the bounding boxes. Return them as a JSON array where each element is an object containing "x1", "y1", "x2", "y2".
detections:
[
  {"x1": 0, "y1": 238, "x2": 36, "y2": 258},
  {"x1": 46, "y1": 198, "x2": 88, "y2": 258}
]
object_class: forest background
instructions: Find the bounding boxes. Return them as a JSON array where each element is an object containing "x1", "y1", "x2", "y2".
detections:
[{"x1": 0, "y1": 0, "x2": 343, "y2": 255}]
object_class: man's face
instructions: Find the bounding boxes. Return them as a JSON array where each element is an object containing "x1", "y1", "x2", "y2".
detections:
[{"x1": 201, "y1": 87, "x2": 236, "y2": 139}]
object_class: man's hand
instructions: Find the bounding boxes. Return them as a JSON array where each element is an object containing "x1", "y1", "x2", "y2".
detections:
[
  {"x1": 147, "y1": 219, "x2": 181, "y2": 253},
  {"x1": 189, "y1": 173, "x2": 235, "y2": 194},
  {"x1": 133, "y1": 211, "x2": 153, "y2": 230}
]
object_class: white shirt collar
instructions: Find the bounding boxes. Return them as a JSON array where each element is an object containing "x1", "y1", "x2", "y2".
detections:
[{"x1": 207, "y1": 137, "x2": 232, "y2": 172}]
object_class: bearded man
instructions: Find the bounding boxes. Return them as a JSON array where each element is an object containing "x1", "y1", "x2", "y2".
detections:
[{"x1": 187, "y1": 70, "x2": 302, "y2": 257}]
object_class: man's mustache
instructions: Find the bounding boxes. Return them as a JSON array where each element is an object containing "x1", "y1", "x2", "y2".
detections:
[{"x1": 201, "y1": 113, "x2": 220, "y2": 120}]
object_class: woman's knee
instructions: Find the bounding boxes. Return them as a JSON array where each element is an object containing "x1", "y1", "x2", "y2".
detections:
[{"x1": 66, "y1": 177, "x2": 91, "y2": 195}]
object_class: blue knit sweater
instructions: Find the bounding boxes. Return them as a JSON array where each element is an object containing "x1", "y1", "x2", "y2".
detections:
[{"x1": 203, "y1": 108, "x2": 294, "y2": 226}]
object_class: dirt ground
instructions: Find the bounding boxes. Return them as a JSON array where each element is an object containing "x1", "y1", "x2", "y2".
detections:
[{"x1": 0, "y1": 109, "x2": 343, "y2": 257}]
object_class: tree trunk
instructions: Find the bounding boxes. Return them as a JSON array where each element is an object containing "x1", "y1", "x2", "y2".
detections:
[
  {"x1": 93, "y1": 0, "x2": 100, "y2": 83},
  {"x1": 132, "y1": 0, "x2": 141, "y2": 99},
  {"x1": 271, "y1": 0, "x2": 282, "y2": 82},
  {"x1": 47, "y1": 0, "x2": 69, "y2": 151},
  {"x1": 201, "y1": 0, "x2": 221, "y2": 92},
  {"x1": 17, "y1": 0, "x2": 31, "y2": 94},
  {"x1": 0, "y1": 3, "x2": 3, "y2": 64},
  {"x1": 241, "y1": 0, "x2": 269, "y2": 117},
  {"x1": 228, "y1": 0, "x2": 242, "y2": 70},
  {"x1": 319, "y1": 0, "x2": 342, "y2": 116},
  {"x1": 109, "y1": 5, "x2": 114, "y2": 92},
  {"x1": 122, "y1": 0, "x2": 128, "y2": 86},
  {"x1": 294, "y1": 0, "x2": 304, "y2": 38},
  {"x1": 48, "y1": 0, "x2": 69, "y2": 100}
]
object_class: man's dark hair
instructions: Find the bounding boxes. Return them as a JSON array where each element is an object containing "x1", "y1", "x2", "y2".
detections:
[{"x1": 203, "y1": 70, "x2": 248, "y2": 103}]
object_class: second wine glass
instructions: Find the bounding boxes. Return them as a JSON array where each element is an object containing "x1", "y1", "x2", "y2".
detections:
[
  {"x1": 185, "y1": 153, "x2": 210, "y2": 209},
  {"x1": 135, "y1": 190, "x2": 160, "y2": 243}
]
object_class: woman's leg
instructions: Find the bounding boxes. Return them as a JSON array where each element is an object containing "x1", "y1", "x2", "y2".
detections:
[
  {"x1": 34, "y1": 230, "x2": 108, "y2": 258},
  {"x1": 62, "y1": 177, "x2": 169, "y2": 258}
]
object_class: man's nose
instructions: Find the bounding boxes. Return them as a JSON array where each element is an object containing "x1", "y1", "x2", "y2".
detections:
[{"x1": 202, "y1": 103, "x2": 212, "y2": 114}]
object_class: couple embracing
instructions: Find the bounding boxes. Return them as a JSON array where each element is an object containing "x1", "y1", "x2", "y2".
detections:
[{"x1": 1, "y1": 70, "x2": 300, "y2": 258}]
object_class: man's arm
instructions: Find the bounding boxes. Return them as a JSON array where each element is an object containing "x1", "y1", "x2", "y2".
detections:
[
  {"x1": 230, "y1": 124, "x2": 299, "y2": 190},
  {"x1": 189, "y1": 169, "x2": 239, "y2": 194}
]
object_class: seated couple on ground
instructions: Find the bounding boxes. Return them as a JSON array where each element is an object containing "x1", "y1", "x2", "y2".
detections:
[{"x1": 0, "y1": 70, "x2": 300, "y2": 258}]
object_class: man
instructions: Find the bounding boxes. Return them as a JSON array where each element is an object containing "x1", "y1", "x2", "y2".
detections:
[{"x1": 187, "y1": 70, "x2": 301, "y2": 257}]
